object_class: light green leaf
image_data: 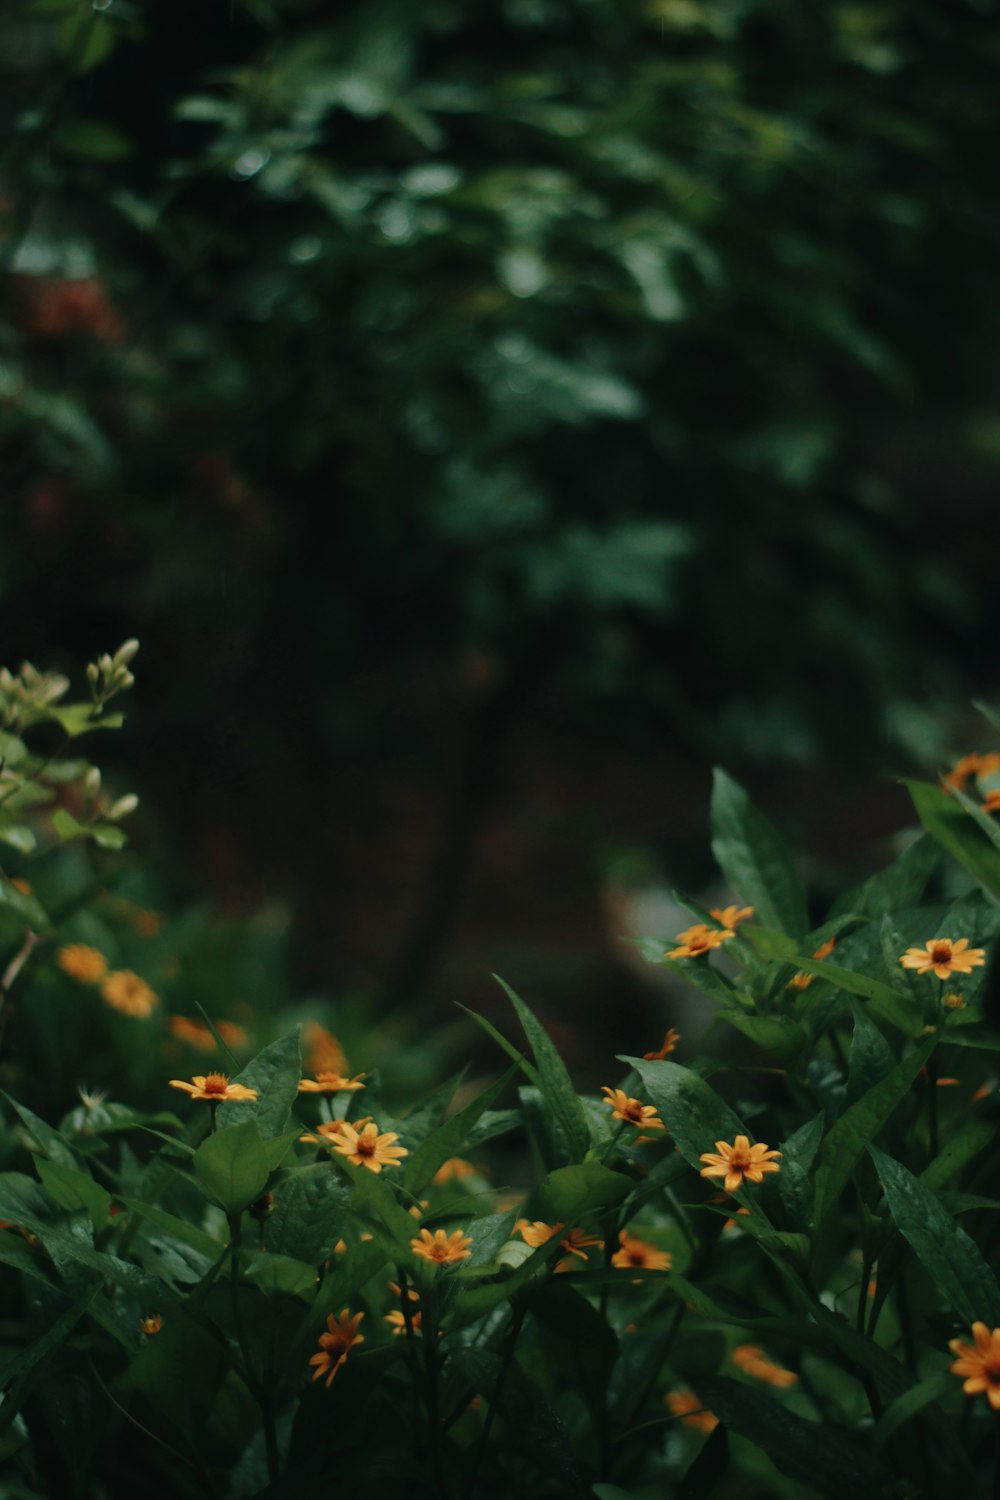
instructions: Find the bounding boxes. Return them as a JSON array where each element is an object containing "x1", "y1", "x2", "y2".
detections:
[
  {"x1": 908, "y1": 779, "x2": 1000, "y2": 903},
  {"x1": 496, "y1": 976, "x2": 590, "y2": 1165},
  {"x1": 193, "y1": 1121, "x2": 271, "y2": 1214},
  {"x1": 710, "y1": 769, "x2": 808, "y2": 937}
]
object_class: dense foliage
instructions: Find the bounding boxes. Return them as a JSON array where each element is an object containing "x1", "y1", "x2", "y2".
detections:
[{"x1": 1, "y1": 651, "x2": 999, "y2": 1497}]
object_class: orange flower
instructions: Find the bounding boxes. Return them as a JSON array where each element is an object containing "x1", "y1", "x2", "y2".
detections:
[
  {"x1": 983, "y1": 790, "x2": 1000, "y2": 814},
  {"x1": 643, "y1": 1028, "x2": 680, "y2": 1061},
  {"x1": 943, "y1": 992, "x2": 965, "y2": 1009},
  {"x1": 949, "y1": 1322, "x2": 1000, "y2": 1410},
  {"x1": 788, "y1": 937, "x2": 836, "y2": 991},
  {"x1": 168, "y1": 1015, "x2": 216, "y2": 1049},
  {"x1": 57, "y1": 944, "x2": 108, "y2": 984},
  {"x1": 300, "y1": 1117, "x2": 373, "y2": 1146},
  {"x1": 217, "y1": 1020, "x2": 248, "y2": 1048},
  {"x1": 101, "y1": 970, "x2": 158, "y2": 1018},
  {"x1": 133, "y1": 908, "x2": 164, "y2": 938},
  {"x1": 900, "y1": 937, "x2": 986, "y2": 980},
  {"x1": 699, "y1": 1135, "x2": 781, "y2": 1193},
  {"x1": 515, "y1": 1218, "x2": 562, "y2": 1248},
  {"x1": 667, "y1": 924, "x2": 734, "y2": 960},
  {"x1": 667, "y1": 1390, "x2": 717, "y2": 1432},
  {"x1": 731, "y1": 1343, "x2": 797, "y2": 1387},
  {"x1": 709, "y1": 905, "x2": 754, "y2": 930},
  {"x1": 331, "y1": 1120, "x2": 407, "y2": 1173},
  {"x1": 601, "y1": 1087, "x2": 665, "y2": 1131},
  {"x1": 303, "y1": 1022, "x2": 348, "y2": 1077},
  {"x1": 385, "y1": 1309, "x2": 423, "y2": 1336},
  {"x1": 433, "y1": 1157, "x2": 478, "y2": 1184},
  {"x1": 139, "y1": 1314, "x2": 163, "y2": 1336},
  {"x1": 298, "y1": 1071, "x2": 367, "y2": 1094},
  {"x1": 411, "y1": 1227, "x2": 473, "y2": 1264},
  {"x1": 943, "y1": 754, "x2": 985, "y2": 791},
  {"x1": 168, "y1": 1072, "x2": 258, "y2": 1102},
  {"x1": 555, "y1": 1227, "x2": 604, "y2": 1271},
  {"x1": 611, "y1": 1229, "x2": 672, "y2": 1272},
  {"x1": 308, "y1": 1309, "x2": 365, "y2": 1388}
]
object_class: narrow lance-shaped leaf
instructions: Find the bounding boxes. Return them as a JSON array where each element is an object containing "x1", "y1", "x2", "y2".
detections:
[
  {"x1": 496, "y1": 976, "x2": 590, "y2": 1165},
  {"x1": 908, "y1": 778, "x2": 1000, "y2": 904},
  {"x1": 869, "y1": 1145, "x2": 1000, "y2": 1327},
  {"x1": 710, "y1": 769, "x2": 808, "y2": 938}
]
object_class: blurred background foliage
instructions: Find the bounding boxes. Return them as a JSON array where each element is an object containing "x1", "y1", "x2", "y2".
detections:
[{"x1": 2, "y1": 0, "x2": 1000, "y2": 1035}]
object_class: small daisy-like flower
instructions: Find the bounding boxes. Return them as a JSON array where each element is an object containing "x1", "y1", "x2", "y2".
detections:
[
  {"x1": 298, "y1": 1071, "x2": 367, "y2": 1094},
  {"x1": 699, "y1": 1136, "x2": 781, "y2": 1193},
  {"x1": 900, "y1": 938, "x2": 986, "y2": 980},
  {"x1": 943, "y1": 754, "x2": 985, "y2": 791},
  {"x1": 168, "y1": 1072, "x2": 258, "y2": 1102},
  {"x1": 949, "y1": 1322, "x2": 1000, "y2": 1410},
  {"x1": 555, "y1": 1227, "x2": 604, "y2": 1271},
  {"x1": 139, "y1": 1313, "x2": 163, "y2": 1336},
  {"x1": 58, "y1": 944, "x2": 108, "y2": 984},
  {"x1": 611, "y1": 1229, "x2": 672, "y2": 1272},
  {"x1": 300, "y1": 1117, "x2": 371, "y2": 1146},
  {"x1": 643, "y1": 1028, "x2": 681, "y2": 1061},
  {"x1": 709, "y1": 905, "x2": 754, "y2": 930},
  {"x1": 433, "y1": 1157, "x2": 478, "y2": 1184},
  {"x1": 667, "y1": 1390, "x2": 717, "y2": 1432},
  {"x1": 411, "y1": 1227, "x2": 473, "y2": 1264},
  {"x1": 101, "y1": 970, "x2": 158, "y2": 1018},
  {"x1": 168, "y1": 1016, "x2": 215, "y2": 1049},
  {"x1": 515, "y1": 1218, "x2": 563, "y2": 1248},
  {"x1": 943, "y1": 991, "x2": 966, "y2": 1009},
  {"x1": 385, "y1": 1308, "x2": 423, "y2": 1336},
  {"x1": 303, "y1": 1022, "x2": 348, "y2": 1078},
  {"x1": 309, "y1": 1309, "x2": 365, "y2": 1389},
  {"x1": 667, "y1": 924, "x2": 734, "y2": 960},
  {"x1": 332, "y1": 1120, "x2": 407, "y2": 1173},
  {"x1": 601, "y1": 1087, "x2": 665, "y2": 1131},
  {"x1": 788, "y1": 937, "x2": 836, "y2": 991},
  {"x1": 731, "y1": 1343, "x2": 797, "y2": 1387}
]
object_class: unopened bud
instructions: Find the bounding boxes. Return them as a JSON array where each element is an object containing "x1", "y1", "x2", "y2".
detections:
[
  {"x1": 113, "y1": 639, "x2": 140, "y2": 667},
  {"x1": 107, "y1": 793, "x2": 139, "y2": 820},
  {"x1": 116, "y1": 670, "x2": 135, "y2": 691},
  {"x1": 86, "y1": 663, "x2": 99, "y2": 685},
  {"x1": 98, "y1": 655, "x2": 113, "y2": 675},
  {"x1": 84, "y1": 767, "x2": 102, "y2": 795}
]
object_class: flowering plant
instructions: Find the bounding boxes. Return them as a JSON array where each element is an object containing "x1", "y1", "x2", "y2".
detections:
[{"x1": 0, "y1": 666, "x2": 999, "y2": 1497}]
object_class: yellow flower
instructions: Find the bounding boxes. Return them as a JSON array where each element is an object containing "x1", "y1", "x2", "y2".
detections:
[
  {"x1": 731, "y1": 1343, "x2": 797, "y2": 1387},
  {"x1": 601, "y1": 1087, "x2": 665, "y2": 1130},
  {"x1": 611, "y1": 1229, "x2": 672, "y2": 1272},
  {"x1": 331, "y1": 1120, "x2": 407, "y2": 1173},
  {"x1": 58, "y1": 944, "x2": 108, "y2": 984},
  {"x1": 411, "y1": 1227, "x2": 473, "y2": 1264},
  {"x1": 515, "y1": 1218, "x2": 562, "y2": 1248},
  {"x1": 788, "y1": 936, "x2": 836, "y2": 990},
  {"x1": 643, "y1": 1028, "x2": 680, "y2": 1061},
  {"x1": 385, "y1": 1308, "x2": 423, "y2": 1336},
  {"x1": 667, "y1": 1390, "x2": 717, "y2": 1432},
  {"x1": 298, "y1": 1071, "x2": 366, "y2": 1093},
  {"x1": 168, "y1": 1072, "x2": 258, "y2": 1102},
  {"x1": 139, "y1": 1313, "x2": 163, "y2": 1336},
  {"x1": 303, "y1": 1022, "x2": 348, "y2": 1077},
  {"x1": 900, "y1": 937, "x2": 986, "y2": 980},
  {"x1": 709, "y1": 905, "x2": 754, "y2": 929},
  {"x1": 432, "y1": 1157, "x2": 478, "y2": 1184},
  {"x1": 308, "y1": 1309, "x2": 364, "y2": 1389},
  {"x1": 949, "y1": 1322, "x2": 1000, "y2": 1410},
  {"x1": 699, "y1": 1135, "x2": 781, "y2": 1193},
  {"x1": 168, "y1": 1015, "x2": 216, "y2": 1049},
  {"x1": 300, "y1": 1117, "x2": 373, "y2": 1146},
  {"x1": 101, "y1": 970, "x2": 158, "y2": 1017},
  {"x1": 667, "y1": 924, "x2": 734, "y2": 960},
  {"x1": 943, "y1": 992, "x2": 965, "y2": 1009}
]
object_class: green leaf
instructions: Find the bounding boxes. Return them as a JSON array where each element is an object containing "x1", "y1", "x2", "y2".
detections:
[
  {"x1": 220, "y1": 1027, "x2": 302, "y2": 1139},
  {"x1": 52, "y1": 119, "x2": 132, "y2": 161},
  {"x1": 710, "y1": 769, "x2": 808, "y2": 937},
  {"x1": 496, "y1": 976, "x2": 590, "y2": 1165},
  {"x1": 777, "y1": 1113, "x2": 824, "y2": 1228},
  {"x1": 0, "y1": 1288, "x2": 98, "y2": 1406},
  {"x1": 449, "y1": 1347, "x2": 586, "y2": 1488},
  {"x1": 908, "y1": 779, "x2": 1000, "y2": 902},
  {"x1": 869, "y1": 1145, "x2": 1000, "y2": 1326},
  {"x1": 846, "y1": 1005, "x2": 895, "y2": 1104},
  {"x1": 4, "y1": 1093, "x2": 80, "y2": 1167},
  {"x1": 464, "y1": 1209, "x2": 519, "y2": 1268},
  {"x1": 921, "y1": 1116, "x2": 994, "y2": 1192},
  {"x1": 242, "y1": 1251, "x2": 316, "y2": 1299},
  {"x1": 544, "y1": 1162, "x2": 632, "y2": 1222},
  {"x1": 831, "y1": 834, "x2": 941, "y2": 921},
  {"x1": 531, "y1": 1279, "x2": 618, "y2": 1417},
  {"x1": 872, "y1": 1371, "x2": 956, "y2": 1451},
  {"x1": 36, "y1": 1159, "x2": 110, "y2": 1231},
  {"x1": 122, "y1": 1199, "x2": 223, "y2": 1259},
  {"x1": 266, "y1": 1165, "x2": 349, "y2": 1263},
  {"x1": 127, "y1": 1308, "x2": 229, "y2": 1438},
  {"x1": 193, "y1": 1121, "x2": 271, "y2": 1214},
  {"x1": 0, "y1": 876, "x2": 49, "y2": 929},
  {"x1": 627, "y1": 1058, "x2": 748, "y2": 1177},
  {"x1": 403, "y1": 1063, "x2": 518, "y2": 1193},
  {"x1": 348, "y1": 1154, "x2": 422, "y2": 1251},
  {"x1": 812, "y1": 1037, "x2": 935, "y2": 1231},
  {"x1": 697, "y1": 1376, "x2": 892, "y2": 1500}
]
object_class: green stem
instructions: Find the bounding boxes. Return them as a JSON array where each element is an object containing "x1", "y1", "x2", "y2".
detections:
[
  {"x1": 421, "y1": 1292, "x2": 450, "y2": 1500},
  {"x1": 464, "y1": 1298, "x2": 527, "y2": 1500},
  {"x1": 227, "y1": 1212, "x2": 279, "y2": 1485}
]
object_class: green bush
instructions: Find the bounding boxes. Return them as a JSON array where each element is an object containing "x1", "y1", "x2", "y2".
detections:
[{"x1": 1, "y1": 649, "x2": 999, "y2": 1497}]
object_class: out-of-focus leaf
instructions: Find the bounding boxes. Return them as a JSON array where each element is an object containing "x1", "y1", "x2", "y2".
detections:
[{"x1": 710, "y1": 771, "x2": 808, "y2": 937}]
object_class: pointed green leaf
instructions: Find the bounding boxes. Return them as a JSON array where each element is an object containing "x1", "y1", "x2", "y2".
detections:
[
  {"x1": 496, "y1": 976, "x2": 590, "y2": 1164},
  {"x1": 812, "y1": 1038, "x2": 935, "y2": 1230},
  {"x1": 846, "y1": 1006, "x2": 895, "y2": 1104},
  {"x1": 193, "y1": 1121, "x2": 271, "y2": 1213},
  {"x1": 710, "y1": 769, "x2": 808, "y2": 937},
  {"x1": 220, "y1": 1027, "x2": 302, "y2": 1139},
  {"x1": 266, "y1": 1164, "x2": 349, "y2": 1263},
  {"x1": 403, "y1": 1063, "x2": 518, "y2": 1193},
  {"x1": 869, "y1": 1145, "x2": 1000, "y2": 1326},
  {"x1": 628, "y1": 1057, "x2": 748, "y2": 1176},
  {"x1": 908, "y1": 779, "x2": 1000, "y2": 902}
]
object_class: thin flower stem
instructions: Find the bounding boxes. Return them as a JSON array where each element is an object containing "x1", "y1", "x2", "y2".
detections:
[
  {"x1": 396, "y1": 1267, "x2": 426, "y2": 1457},
  {"x1": 420, "y1": 1294, "x2": 451, "y2": 1500},
  {"x1": 227, "y1": 1213, "x2": 280, "y2": 1486},
  {"x1": 0, "y1": 927, "x2": 38, "y2": 1059}
]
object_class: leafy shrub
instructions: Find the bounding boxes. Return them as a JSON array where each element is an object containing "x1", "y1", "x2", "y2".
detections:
[{"x1": 1, "y1": 650, "x2": 999, "y2": 1496}]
